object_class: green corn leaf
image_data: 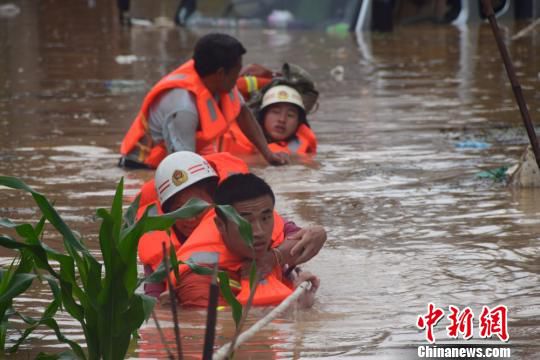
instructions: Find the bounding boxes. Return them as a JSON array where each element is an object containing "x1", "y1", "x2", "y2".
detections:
[
  {"x1": 35, "y1": 351, "x2": 79, "y2": 360},
  {"x1": 217, "y1": 271, "x2": 242, "y2": 327},
  {"x1": 16, "y1": 251, "x2": 34, "y2": 275},
  {"x1": 80, "y1": 254, "x2": 102, "y2": 310},
  {"x1": 123, "y1": 194, "x2": 141, "y2": 229},
  {"x1": 185, "y1": 259, "x2": 213, "y2": 276},
  {"x1": 0, "y1": 273, "x2": 36, "y2": 304},
  {"x1": 111, "y1": 178, "x2": 125, "y2": 245},
  {"x1": 35, "y1": 215, "x2": 46, "y2": 240},
  {"x1": 0, "y1": 320, "x2": 6, "y2": 353},
  {"x1": 64, "y1": 241, "x2": 90, "y2": 294},
  {"x1": 9, "y1": 300, "x2": 86, "y2": 359},
  {"x1": 145, "y1": 257, "x2": 214, "y2": 286},
  {"x1": 144, "y1": 198, "x2": 210, "y2": 231},
  {"x1": 96, "y1": 208, "x2": 114, "y2": 277},
  {"x1": 0, "y1": 260, "x2": 16, "y2": 293},
  {"x1": 58, "y1": 280, "x2": 84, "y2": 323},
  {"x1": 215, "y1": 204, "x2": 253, "y2": 247},
  {"x1": 140, "y1": 293, "x2": 157, "y2": 322},
  {"x1": 0, "y1": 176, "x2": 88, "y2": 255},
  {"x1": 37, "y1": 245, "x2": 68, "y2": 279},
  {"x1": 42, "y1": 275, "x2": 61, "y2": 304},
  {"x1": 248, "y1": 260, "x2": 257, "y2": 290},
  {"x1": 0, "y1": 235, "x2": 26, "y2": 249},
  {"x1": 144, "y1": 261, "x2": 168, "y2": 284},
  {"x1": 118, "y1": 198, "x2": 210, "y2": 294},
  {"x1": 14, "y1": 224, "x2": 40, "y2": 244},
  {"x1": 118, "y1": 294, "x2": 156, "y2": 334},
  {"x1": 169, "y1": 246, "x2": 181, "y2": 283},
  {"x1": 0, "y1": 219, "x2": 42, "y2": 247},
  {"x1": 0, "y1": 237, "x2": 61, "y2": 279}
]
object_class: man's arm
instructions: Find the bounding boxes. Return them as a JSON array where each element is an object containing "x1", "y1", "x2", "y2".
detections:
[
  {"x1": 255, "y1": 222, "x2": 327, "y2": 278},
  {"x1": 236, "y1": 105, "x2": 289, "y2": 165},
  {"x1": 163, "y1": 111, "x2": 198, "y2": 152},
  {"x1": 149, "y1": 88, "x2": 198, "y2": 152}
]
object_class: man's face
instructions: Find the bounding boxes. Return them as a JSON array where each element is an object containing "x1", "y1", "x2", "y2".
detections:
[
  {"x1": 219, "y1": 58, "x2": 242, "y2": 93},
  {"x1": 166, "y1": 182, "x2": 214, "y2": 238},
  {"x1": 216, "y1": 194, "x2": 274, "y2": 260}
]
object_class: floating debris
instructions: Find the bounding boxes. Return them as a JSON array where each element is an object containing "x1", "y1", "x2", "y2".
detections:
[
  {"x1": 130, "y1": 17, "x2": 153, "y2": 27},
  {"x1": 0, "y1": 3, "x2": 20, "y2": 18},
  {"x1": 90, "y1": 118, "x2": 108, "y2": 126},
  {"x1": 507, "y1": 145, "x2": 540, "y2": 187},
  {"x1": 115, "y1": 55, "x2": 139, "y2": 65},
  {"x1": 267, "y1": 10, "x2": 294, "y2": 28},
  {"x1": 104, "y1": 79, "x2": 147, "y2": 94},
  {"x1": 454, "y1": 140, "x2": 491, "y2": 149},
  {"x1": 330, "y1": 65, "x2": 345, "y2": 82},
  {"x1": 476, "y1": 166, "x2": 508, "y2": 182}
]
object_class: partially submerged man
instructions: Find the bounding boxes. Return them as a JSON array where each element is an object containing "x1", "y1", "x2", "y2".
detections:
[
  {"x1": 119, "y1": 33, "x2": 287, "y2": 169},
  {"x1": 174, "y1": 173, "x2": 320, "y2": 307},
  {"x1": 137, "y1": 151, "x2": 326, "y2": 297}
]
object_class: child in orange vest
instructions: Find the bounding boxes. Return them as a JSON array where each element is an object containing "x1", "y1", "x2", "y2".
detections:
[{"x1": 221, "y1": 84, "x2": 317, "y2": 156}]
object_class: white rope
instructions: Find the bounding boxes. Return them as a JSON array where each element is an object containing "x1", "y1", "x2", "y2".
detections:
[{"x1": 212, "y1": 281, "x2": 310, "y2": 360}]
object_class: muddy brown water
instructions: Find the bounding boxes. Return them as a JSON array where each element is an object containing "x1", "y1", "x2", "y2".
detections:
[{"x1": 0, "y1": 1, "x2": 539, "y2": 359}]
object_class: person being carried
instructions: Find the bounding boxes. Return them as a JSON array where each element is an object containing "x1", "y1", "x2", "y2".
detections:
[
  {"x1": 174, "y1": 173, "x2": 320, "y2": 308},
  {"x1": 119, "y1": 33, "x2": 287, "y2": 169},
  {"x1": 221, "y1": 84, "x2": 317, "y2": 156},
  {"x1": 137, "y1": 151, "x2": 326, "y2": 298}
]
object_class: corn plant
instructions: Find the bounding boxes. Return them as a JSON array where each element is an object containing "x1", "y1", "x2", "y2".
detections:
[
  {"x1": 0, "y1": 254, "x2": 36, "y2": 352},
  {"x1": 146, "y1": 204, "x2": 259, "y2": 360},
  {"x1": 0, "y1": 176, "x2": 209, "y2": 359},
  {"x1": 147, "y1": 203, "x2": 255, "y2": 330}
]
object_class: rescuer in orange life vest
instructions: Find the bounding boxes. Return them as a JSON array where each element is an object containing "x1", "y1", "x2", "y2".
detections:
[
  {"x1": 174, "y1": 173, "x2": 320, "y2": 308},
  {"x1": 137, "y1": 151, "x2": 326, "y2": 298},
  {"x1": 119, "y1": 33, "x2": 288, "y2": 169}
]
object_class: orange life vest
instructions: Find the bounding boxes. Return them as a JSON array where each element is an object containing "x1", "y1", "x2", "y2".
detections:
[
  {"x1": 175, "y1": 213, "x2": 293, "y2": 306},
  {"x1": 120, "y1": 59, "x2": 242, "y2": 168},
  {"x1": 137, "y1": 153, "x2": 250, "y2": 271},
  {"x1": 236, "y1": 75, "x2": 272, "y2": 100},
  {"x1": 220, "y1": 122, "x2": 317, "y2": 155}
]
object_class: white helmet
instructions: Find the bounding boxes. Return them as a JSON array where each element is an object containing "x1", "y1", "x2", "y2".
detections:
[
  {"x1": 261, "y1": 85, "x2": 305, "y2": 111},
  {"x1": 154, "y1": 151, "x2": 218, "y2": 206}
]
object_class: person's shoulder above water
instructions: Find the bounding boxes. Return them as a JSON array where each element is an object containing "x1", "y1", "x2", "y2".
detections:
[{"x1": 119, "y1": 33, "x2": 247, "y2": 169}]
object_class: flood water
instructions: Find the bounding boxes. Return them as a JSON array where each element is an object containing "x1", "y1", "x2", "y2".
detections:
[{"x1": 1, "y1": 0, "x2": 539, "y2": 359}]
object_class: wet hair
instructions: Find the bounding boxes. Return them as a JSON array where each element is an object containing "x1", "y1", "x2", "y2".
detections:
[
  {"x1": 193, "y1": 33, "x2": 246, "y2": 77},
  {"x1": 214, "y1": 173, "x2": 275, "y2": 221},
  {"x1": 162, "y1": 177, "x2": 218, "y2": 213}
]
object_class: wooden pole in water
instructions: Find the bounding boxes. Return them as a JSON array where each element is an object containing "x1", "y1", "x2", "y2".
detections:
[
  {"x1": 162, "y1": 243, "x2": 184, "y2": 360},
  {"x1": 202, "y1": 264, "x2": 219, "y2": 360},
  {"x1": 481, "y1": 0, "x2": 540, "y2": 170}
]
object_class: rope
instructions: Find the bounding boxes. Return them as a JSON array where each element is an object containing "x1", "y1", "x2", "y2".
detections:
[{"x1": 212, "y1": 281, "x2": 311, "y2": 360}]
